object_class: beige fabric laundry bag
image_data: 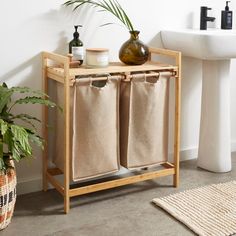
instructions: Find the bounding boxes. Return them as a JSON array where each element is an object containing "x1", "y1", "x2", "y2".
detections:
[
  {"x1": 120, "y1": 73, "x2": 170, "y2": 169},
  {"x1": 53, "y1": 78, "x2": 120, "y2": 181}
]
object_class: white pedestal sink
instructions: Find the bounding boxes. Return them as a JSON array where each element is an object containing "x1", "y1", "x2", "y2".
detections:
[{"x1": 161, "y1": 29, "x2": 236, "y2": 172}]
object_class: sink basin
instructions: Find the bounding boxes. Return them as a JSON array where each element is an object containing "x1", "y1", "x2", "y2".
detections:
[
  {"x1": 161, "y1": 29, "x2": 236, "y2": 173},
  {"x1": 161, "y1": 29, "x2": 236, "y2": 59}
]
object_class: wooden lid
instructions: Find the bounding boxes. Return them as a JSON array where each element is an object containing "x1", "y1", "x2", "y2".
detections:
[{"x1": 86, "y1": 48, "x2": 109, "y2": 52}]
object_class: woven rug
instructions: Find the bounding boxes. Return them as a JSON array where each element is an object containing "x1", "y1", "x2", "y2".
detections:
[{"x1": 152, "y1": 181, "x2": 236, "y2": 236}]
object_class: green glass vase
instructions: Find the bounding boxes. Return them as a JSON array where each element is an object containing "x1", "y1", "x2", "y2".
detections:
[{"x1": 119, "y1": 30, "x2": 149, "y2": 65}]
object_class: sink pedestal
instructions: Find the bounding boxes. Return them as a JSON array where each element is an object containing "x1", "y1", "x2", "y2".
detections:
[
  {"x1": 197, "y1": 60, "x2": 231, "y2": 172},
  {"x1": 161, "y1": 29, "x2": 236, "y2": 173}
]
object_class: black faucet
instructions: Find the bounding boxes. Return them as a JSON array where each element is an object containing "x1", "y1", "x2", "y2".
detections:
[{"x1": 200, "y1": 6, "x2": 215, "y2": 30}]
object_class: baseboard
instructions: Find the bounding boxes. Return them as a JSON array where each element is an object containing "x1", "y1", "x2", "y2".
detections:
[
  {"x1": 231, "y1": 140, "x2": 236, "y2": 152},
  {"x1": 17, "y1": 177, "x2": 43, "y2": 196},
  {"x1": 16, "y1": 144, "x2": 236, "y2": 195},
  {"x1": 16, "y1": 147, "x2": 198, "y2": 195},
  {"x1": 168, "y1": 147, "x2": 198, "y2": 163}
]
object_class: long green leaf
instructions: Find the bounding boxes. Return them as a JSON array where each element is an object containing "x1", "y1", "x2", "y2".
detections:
[
  {"x1": 0, "y1": 139, "x2": 3, "y2": 160},
  {"x1": 0, "y1": 119, "x2": 8, "y2": 135},
  {"x1": 11, "y1": 125, "x2": 32, "y2": 155},
  {"x1": 25, "y1": 127, "x2": 44, "y2": 148},
  {"x1": 11, "y1": 143, "x2": 22, "y2": 162},
  {"x1": 64, "y1": 0, "x2": 135, "y2": 31},
  {"x1": 107, "y1": 0, "x2": 120, "y2": 21},
  {"x1": 63, "y1": 0, "x2": 73, "y2": 5},
  {"x1": 115, "y1": 0, "x2": 134, "y2": 31},
  {"x1": 100, "y1": 0, "x2": 128, "y2": 29},
  {"x1": 3, "y1": 129, "x2": 13, "y2": 154},
  {"x1": 73, "y1": 1, "x2": 89, "y2": 11},
  {"x1": 15, "y1": 96, "x2": 57, "y2": 107},
  {"x1": 16, "y1": 117, "x2": 37, "y2": 130},
  {"x1": 111, "y1": 0, "x2": 126, "y2": 26},
  {"x1": 13, "y1": 114, "x2": 41, "y2": 123},
  {"x1": 0, "y1": 87, "x2": 13, "y2": 113},
  {"x1": 29, "y1": 133, "x2": 44, "y2": 149},
  {"x1": 99, "y1": 22, "x2": 114, "y2": 27},
  {"x1": 10, "y1": 86, "x2": 49, "y2": 97}
]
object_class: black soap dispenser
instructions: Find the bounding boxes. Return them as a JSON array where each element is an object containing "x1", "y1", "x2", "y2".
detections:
[
  {"x1": 221, "y1": 1, "x2": 233, "y2": 29},
  {"x1": 69, "y1": 25, "x2": 83, "y2": 65}
]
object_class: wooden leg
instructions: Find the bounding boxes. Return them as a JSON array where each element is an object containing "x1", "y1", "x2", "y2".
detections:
[
  {"x1": 42, "y1": 53, "x2": 49, "y2": 192},
  {"x1": 64, "y1": 61, "x2": 71, "y2": 213},
  {"x1": 173, "y1": 57, "x2": 181, "y2": 187},
  {"x1": 173, "y1": 174, "x2": 179, "y2": 188},
  {"x1": 64, "y1": 195, "x2": 70, "y2": 214}
]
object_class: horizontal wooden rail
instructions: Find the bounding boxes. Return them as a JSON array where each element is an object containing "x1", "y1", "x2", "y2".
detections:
[
  {"x1": 47, "y1": 168, "x2": 63, "y2": 176},
  {"x1": 42, "y1": 51, "x2": 69, "y2": 65},
  {"x1": 161, "y1": 162, "x2": 174, "y2": 168},
  {"x1": 47, "y1": 72, "x2": 64, "y2": 84},
  {"x1": 46, "y1": 172, "x2": 64, "y2": 196},
  {"x1": 149, "y1": 47, "x2": 181, "y2": 58},
  {"x1": 69, "y1": 168, "x2": 175, "y2": 197}
]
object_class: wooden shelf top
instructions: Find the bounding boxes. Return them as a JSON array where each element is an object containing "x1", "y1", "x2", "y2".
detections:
[{"x1": 47, "y1": 61, "x2": 177, "y2": 78}]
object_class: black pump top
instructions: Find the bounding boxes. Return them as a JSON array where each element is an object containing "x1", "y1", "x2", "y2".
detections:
[
  {"x1": 225, "y1": 1, "x2": 230, "y2": 11},
  {"x1": 73, "y1": 25, "x2": 82, "y2": 39}
]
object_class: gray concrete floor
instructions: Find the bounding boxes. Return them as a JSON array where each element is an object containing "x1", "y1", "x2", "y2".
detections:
[{"x1": 2, "y1": 156, "x2": 236, "y2": 236}]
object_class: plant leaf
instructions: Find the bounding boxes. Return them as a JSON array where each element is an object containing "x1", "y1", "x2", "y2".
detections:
[
  {"x1": 64, "y1": 0, "x2": 135, "y2": 31},
  {"x1": 0, "y1": 138, "x2": 3, "y2": 160},
  {"x1": 0, "y1": 119, "x2": 8, "y2": 135},
  {"x1": 10, "y1": 86, "x2": 49, "y2": 97},
  {"x1": 13, "y1": 114, "x2": 41, "y2": 123},
  {"x1": 15, "y1": 96, "x2": 57, "y2": 108},
  {"x1": 0, "y1": 86, "x2": 13, "y2": 113},
  {"x1": 16, "y1": 117, "x2": 37, "y2": 130},
  {"x1": 11, "y1": 143, "x2": 22, "y2": 162},
  {"x1": 3, "y1": 129, "x2": 13, "y2": 154},
  {"x1": 29, "y1": 133, "x2": 44, "y2": 149},
  {"x1": 63, "y1": 0, "x2": 73, "y2": 5},
  {"x1": 11, "y1": 125, "x2": 32, "y2": 156},
  {"x1": 99, "y1": 22, "x2": 114, "y2": 27},
  {"x1": 114, "y1": 0, "x2": 133, "y2": 31}
]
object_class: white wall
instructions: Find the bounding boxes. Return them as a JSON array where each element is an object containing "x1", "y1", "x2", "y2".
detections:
[{"x1": 1, "y1": 0, "x2": 236, "y2": 194}]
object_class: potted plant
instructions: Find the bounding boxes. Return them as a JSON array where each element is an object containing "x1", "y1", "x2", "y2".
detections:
[
  {"x1": 0, "y1": 83, "x2": 58, "y2": 230},
  {"x1": 63, "y1": 0, "x2": 149, "y2": 65}
]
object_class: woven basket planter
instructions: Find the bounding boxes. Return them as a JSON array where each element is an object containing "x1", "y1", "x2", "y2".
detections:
[{"x1": 0, "y1": 167, "x2": 16, "y2": 230}]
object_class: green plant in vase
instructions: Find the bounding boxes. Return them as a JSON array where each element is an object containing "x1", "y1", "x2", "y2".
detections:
[
  {"x1": 0, "y1": 83, "x2": 58, "y2": 230},
  {"x1": 64, "y1": 0, "x2": 149, "y2": 65}
]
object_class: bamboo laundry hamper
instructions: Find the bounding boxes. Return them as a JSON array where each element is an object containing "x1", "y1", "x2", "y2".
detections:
[{"x1": 42, "y1": 47, "x2": 181, "y2": 213}]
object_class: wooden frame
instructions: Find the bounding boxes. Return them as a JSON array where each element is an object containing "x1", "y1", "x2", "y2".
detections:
[{"x1": 42, "y1": 47, "x2": 181, "y2": 213}]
